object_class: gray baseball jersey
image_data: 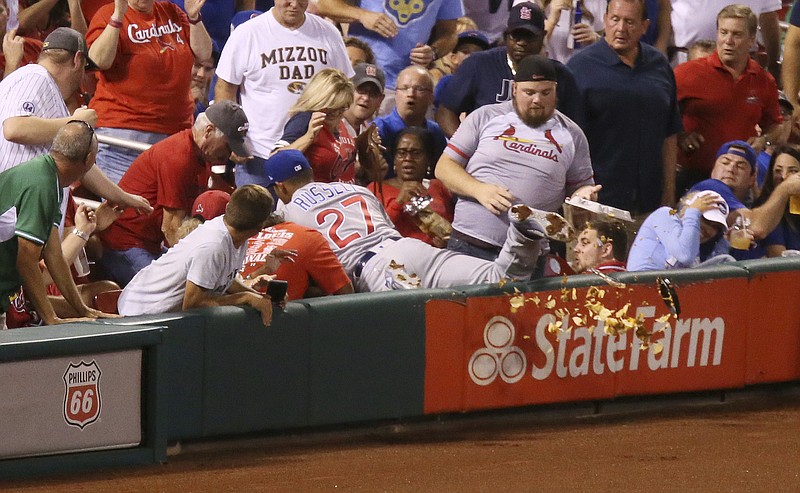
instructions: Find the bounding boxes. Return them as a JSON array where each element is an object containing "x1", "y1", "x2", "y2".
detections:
[
  {"x1": 444, "y1": 100, "x2": 594, "y2": 247},
  {"x1": 278, "y1": 181, "x2": 543, "y2": 292},
  {"x1": 0, "y1": 64, "x2": 69, "y2": 174}
]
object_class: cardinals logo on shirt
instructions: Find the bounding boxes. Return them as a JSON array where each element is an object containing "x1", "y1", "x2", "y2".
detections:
[
  {"x1": 493, "y1": 125, "x2": 560, "y2": 162},
  {"x1": 157, "y1": 38, "x2": 176, "y2": 53}
]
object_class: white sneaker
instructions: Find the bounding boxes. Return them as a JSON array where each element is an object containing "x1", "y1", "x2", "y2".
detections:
[{"x1": 508, "y1": 205, "x2": 575, "y2": 242}]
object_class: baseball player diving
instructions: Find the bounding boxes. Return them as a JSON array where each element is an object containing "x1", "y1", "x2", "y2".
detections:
[{"x1": 267, "y1": 150, "x2": 574, "y2": 292}]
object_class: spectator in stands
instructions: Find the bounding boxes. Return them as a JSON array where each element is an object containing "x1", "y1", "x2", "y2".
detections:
[
  {"x1": 169, "y1": 0, "x2": 257, "y2": 52},
  {"x1": 16, "y1": 0, "x2": 87, "y2": 40},
  {"x1": 782, "y1": 5, "x2": 800, "y2": 120},
  {"x1": 690, "y1": 141, "x2": 800, "y2": 242},
  {"x1": 376, "y1": 65, "x2": 447, "y2": 178},
  {"x1": 343, "y1": 63, "x2": 385, "y2": 136},
  {"x1": 369, "y1": 127, "x2": 454, "y2": 247},
  {"x1": 273, "y1": 68, "x2": 358, "y2": 184},
  {"x1": 0, "y1": 0, "x2": 41, "y2": 80},
  {"x1": 756, "y1": 145, "x2": 800, "y2": 257},
  {"x1": 215, "y1": 0, "x2": 353, "y2": 188},
  {"x1": 627, "y1": 190, "x2": 734, "y2": 271},
  {"x1": 268, "y1": 150, "x2": 570, "y2": 291},
  {"x1": 0, "y1": 27, "x2": 152, "y2": 214},
  {"x1": 543, "y1": 0, "x2": 605, "y2": 63},
  {"x1": 461, "y1": 0, "x2": 510, "y2": 45},
  {"x1": 241, "y1": 216, "x2": 354, "y2": 300},
  {"x1": 87, "y1": 0, "x2": 213, "y2": 184},
  {"x1": 100, "y1": 101, "x2": 250, "y2": 286},
  {"x1": 672, "y1": 0, "x2": 781, "y2": 81},
  {"x1": 572, "y1": 219, "x2": 628, "y2": 273},
  {"x1": 435, "y1": 55, "x2": 598, "y2": 260},
  {"x1": 687, "y1": 39, "x2": 716, "y2": 61},
  {"x1": 674, "y1": 4, "x2": 782, "y2": 194},
  {"x1": 344, "y1": 36, "x2": 376, "y2": 67},
  {"x1": 0, "y1": 122, "x2": 117, "y2": 328},
  {"x1": 174, "y1": 189, "x2": 232, "y2": 241},
  {"x1": 191, "y1": 46, "x2": 219, "y2": 118},
  {"x1": 118, "y1": 185, "x2": 279, "y2": 327},
  {"x1": 756, "y1": 94, "x2": 799, "y2": 188},
  {"x1": 429, "y1": 30, "x2": 490, "y2": 86},
  {"x1": 436, "y1": 2, "x2": 584, "y2": 138},
  {"x1": 568, "y1": 0, "x2": 680, "y2": 216},
  {"x1": 316, "y1": 0, "x2": 461, "y2": 116}
]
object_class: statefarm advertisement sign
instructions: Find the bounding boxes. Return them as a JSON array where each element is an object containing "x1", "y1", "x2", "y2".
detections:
[{"x1": 424, "y1": 278, "x2": 752, "y2": 414}]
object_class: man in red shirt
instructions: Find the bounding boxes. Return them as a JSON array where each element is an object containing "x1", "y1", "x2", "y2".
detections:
[
  {"x1": 100, "y1": 100, "x2": 250, "y2": 286},
  {"x1": 675, "y1": 4, "x2": 782, "y2": 193}
]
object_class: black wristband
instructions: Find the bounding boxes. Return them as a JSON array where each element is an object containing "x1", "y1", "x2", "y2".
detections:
[{"x1": 188, "y1": 12, "x2": 202, "y2": 24}]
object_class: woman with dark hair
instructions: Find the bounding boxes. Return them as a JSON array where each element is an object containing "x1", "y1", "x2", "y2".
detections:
[
  {"x1": 368, "y1": 127, "x2": 454, "y2": 247},
  {"x1": 756, "y1": 145, "x2": 800, "y2": 257}
]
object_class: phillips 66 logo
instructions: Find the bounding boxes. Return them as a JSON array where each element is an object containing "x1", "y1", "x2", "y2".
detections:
[{"x1": 63, "y1": 360, "x2": 102, "y2": 429}]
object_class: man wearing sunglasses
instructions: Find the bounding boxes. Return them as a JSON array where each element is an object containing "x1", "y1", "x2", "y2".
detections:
[{"x1": 0, "y1": 122, "x2": 119, "y2": 328}]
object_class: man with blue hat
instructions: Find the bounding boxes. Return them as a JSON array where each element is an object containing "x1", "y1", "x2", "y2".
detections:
[{"x1": 690, "y1": 140, "x2": 800, "y2": 241}]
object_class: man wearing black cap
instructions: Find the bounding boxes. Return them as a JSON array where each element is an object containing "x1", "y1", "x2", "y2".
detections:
[
  {"x1": 344, "y1": 63, "x2": 386, "y2": 136},
  {"x1": 100, "y1": 101, "x2": 251, "y2": 286},
  {"x1": 567, "y1": 0, "x2": 680, "y2": 217},
  {"x1": 436, "y1": 2, "x2": 584, "y2": 138},
  {"x1": 436, "y1": 54, "x2": 598, "y2": 261}
]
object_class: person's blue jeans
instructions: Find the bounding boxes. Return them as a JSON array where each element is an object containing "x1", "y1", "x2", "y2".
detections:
[
  {"x1": 101, "y1": 247, "x2": 159, "y2": 287},
  {"x1": 95, "y1": 128, "x2": 170, "y2": 184},
  {"x1": 234, "y1": 155, "x2": 270, "y2": 188}
]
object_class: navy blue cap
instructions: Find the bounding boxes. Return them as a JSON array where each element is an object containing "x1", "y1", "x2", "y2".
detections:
[
  {"x1": 231, "y1": 10, "x2": 263, "y2": 30},
  {"x1": 716, "y1": 140, "x2": 757, "y2": 170},
  {"x1": 265, "y1": 150, "x2": 311, "y2": 186},
  {"x1": 689, "y1": 179, "x2": 745, "y2": 211},
  {"x1": 456, "y1": 30, "x2": 490, "y2": 51}
]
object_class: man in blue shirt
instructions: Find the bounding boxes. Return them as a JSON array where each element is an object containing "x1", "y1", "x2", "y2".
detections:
[
  {"x1": 375, "y1": 66, "x2": 447, "y2": 178},
  {"x1": 567, "y1": 0, "x2": 681, "y2": 216},
  {"x1": 436, "y1": 2, "x2": 584, "y2": 137}
]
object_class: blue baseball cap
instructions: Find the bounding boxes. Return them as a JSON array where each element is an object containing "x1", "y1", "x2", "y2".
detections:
[
  {"x1": 456, "y1": 30, "x2": 490, "y2": 51},
  {"x1": 689, "y1": 178, "x2": 745, "y2": 211},
  {"x1": 265, "y1": 150, "x2": 311, "y2": 186},
  {"x1": 716, "y1": 140, "x2": 757, "y2": 171},
  {"x1": 231, "y1": 10, "x2": 263, "y2": 30}
]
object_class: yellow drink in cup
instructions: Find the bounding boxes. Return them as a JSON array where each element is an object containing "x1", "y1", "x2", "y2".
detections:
[
  {"x1": 790, "y1": 196, "x2": 800, "y2": 215},
  {"x1": 729, "y1": 233, "x2": 751, "y2": 250}
]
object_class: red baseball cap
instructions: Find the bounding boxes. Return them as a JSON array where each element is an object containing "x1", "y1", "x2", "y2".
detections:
[{"x1": 192, "y1": 190, "x2": 231, "y2": 221}]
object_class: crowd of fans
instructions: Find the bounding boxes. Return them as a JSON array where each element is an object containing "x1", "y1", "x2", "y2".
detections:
[{"x1": 1, "y1": 0, "x2": 800, "y2": 328}]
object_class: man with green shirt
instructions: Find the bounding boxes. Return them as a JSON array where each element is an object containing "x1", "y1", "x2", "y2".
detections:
[{"x1": 0, "y1": 121, "x2": 118, "y2": 328}]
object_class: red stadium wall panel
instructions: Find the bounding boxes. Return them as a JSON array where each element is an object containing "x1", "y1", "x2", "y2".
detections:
[{"x1": 423, "y1": 276, "x2": 797, "y2": 415}]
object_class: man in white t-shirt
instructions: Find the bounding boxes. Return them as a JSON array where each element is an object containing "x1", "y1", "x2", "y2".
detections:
[
  {"x1": 214, "y1": 0, "x2": 354, "y2": 188},
  {"x1": 118, "y1": 185, "x2": 278, "y2": 326}
]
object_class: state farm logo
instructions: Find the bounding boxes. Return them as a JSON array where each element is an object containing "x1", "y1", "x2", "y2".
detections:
[
  {"x1": 469, "y1": 316, "x2": 526, "y2": 385},
  {"x1": 468, "y1": 308, "x2": 726, "y2": 386},
  {"x1": 63, "y1": 360, "x2": 102, "y2": 429}
]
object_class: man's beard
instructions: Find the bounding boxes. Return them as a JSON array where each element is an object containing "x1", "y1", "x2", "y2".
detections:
[{"x1": 518, "y1": 110, "x2": 552, "y2": 128}]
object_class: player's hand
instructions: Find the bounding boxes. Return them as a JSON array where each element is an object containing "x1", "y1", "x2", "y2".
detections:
[
  {"x1": 569, "y1": 184, "x2": 602, "y2": 202},
  {"x1": 474, "y1": 182, "x2": 514, "y2": 215},
  {"x1": 396, "y1": 181, "x2": 428, "y2": 205},
  {"x1": 306, "y1": 111, "x2": 326, "y2": 140},
  {"x1": 73, "y1": 203, "x2": 98, "y2": 236},
  {"x1": 3, "y1": 28, "x2": 24, "y2": 69},
  {"x1": 679, "y1": 131, "x2": 704, "y2": 153},
  {"x1": 409, "y1": 43, "x2": 435, "y2": 66},
  {"x1": 361, "y1": 11, "x2": 398, "y2": 38},
  {"x1": 183, "y1": 0, "x2": 207, "y2": 21},
  {"x1": 94, "y1": 201, "x2": 123, "y2": 231},
  {"x1": 72, "y1": 106, "x2": 98, "y2": 127},
  {"x1": 571, "y1": 23, "x2": 599, "y2": 45}
]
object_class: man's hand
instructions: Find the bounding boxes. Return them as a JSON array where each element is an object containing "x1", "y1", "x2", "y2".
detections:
[
  {"x1": 571, "y1": 23, "x2": 599, "y2": 45},
  {"x1": 94, "y1": 201, "x2": 124, "y2": 231},
  {"x1": 396, "y1": 181, "x2": 428, "y2": 205},
  {"x1": 3, "y1": 28, "x2": 24, "y2": 70},
  {"x1": 245, "y1": 249, "x2": 297, "y2": 278},
  {"x1": 117, "y1": 193, "x2": 154, "y2": 214},
  {"x1": 183, "y1": 0, "x2": 207, "y2": 20},
  {"x1": 83, "y1": 306, "x2": 121, "y2": 319},
  {"x1": 361, "y1": 11, "x2": 398, "y2": 38},
  {"x1": 249, "y1": 294, "x2": 273, "y2": 326},
  {"x1": 474, "y1": 183, "x2": 514, "y2": 215},
  {"x1": 409, "y1": 43, "x2": 435, "y2": 67},
  {"x1": 74, "y1": 203, "x2": 98, "y2": 236},
  {"x1": 112, "y1": 0, "x2": 128, "y2": 19},
  {"x1": 569, "y1": 184, "x2": 602, "y2": 202},
  {"x1": 747, "y1": 135, "x2": 768, "y2": 153},
  {"x1": 72, "y1": 106, "x2": 98, "y2": 127},
  {"x1": 678, "y1": 131, "x2": 704, "y2": 153}
]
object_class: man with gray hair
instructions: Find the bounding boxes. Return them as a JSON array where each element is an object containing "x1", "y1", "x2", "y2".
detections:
[
  {"x1": 0, "y1": 121, "x2": 118, "y2": 327},
  {"x1": 99, "y1": 101, "x2": 251, "y2": 286}
]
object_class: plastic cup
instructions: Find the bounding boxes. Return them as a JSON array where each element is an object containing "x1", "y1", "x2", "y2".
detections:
[{"x1": 790, "y1": 195, "x2": 800, "y2": 215}]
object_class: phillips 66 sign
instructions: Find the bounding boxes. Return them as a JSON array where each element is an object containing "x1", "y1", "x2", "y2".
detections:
[{"x1": 63, "y1": 360, "x2": 102, "y2": 429}]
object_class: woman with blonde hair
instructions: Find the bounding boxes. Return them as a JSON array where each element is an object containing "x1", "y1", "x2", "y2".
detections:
[{"x1": 274, "y1": 68, "x2": 358, "y2": 184}]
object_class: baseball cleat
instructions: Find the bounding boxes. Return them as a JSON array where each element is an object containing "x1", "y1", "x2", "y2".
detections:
[{"x1": 509, "y1": 205, "x2": 575, "y2": 242}]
